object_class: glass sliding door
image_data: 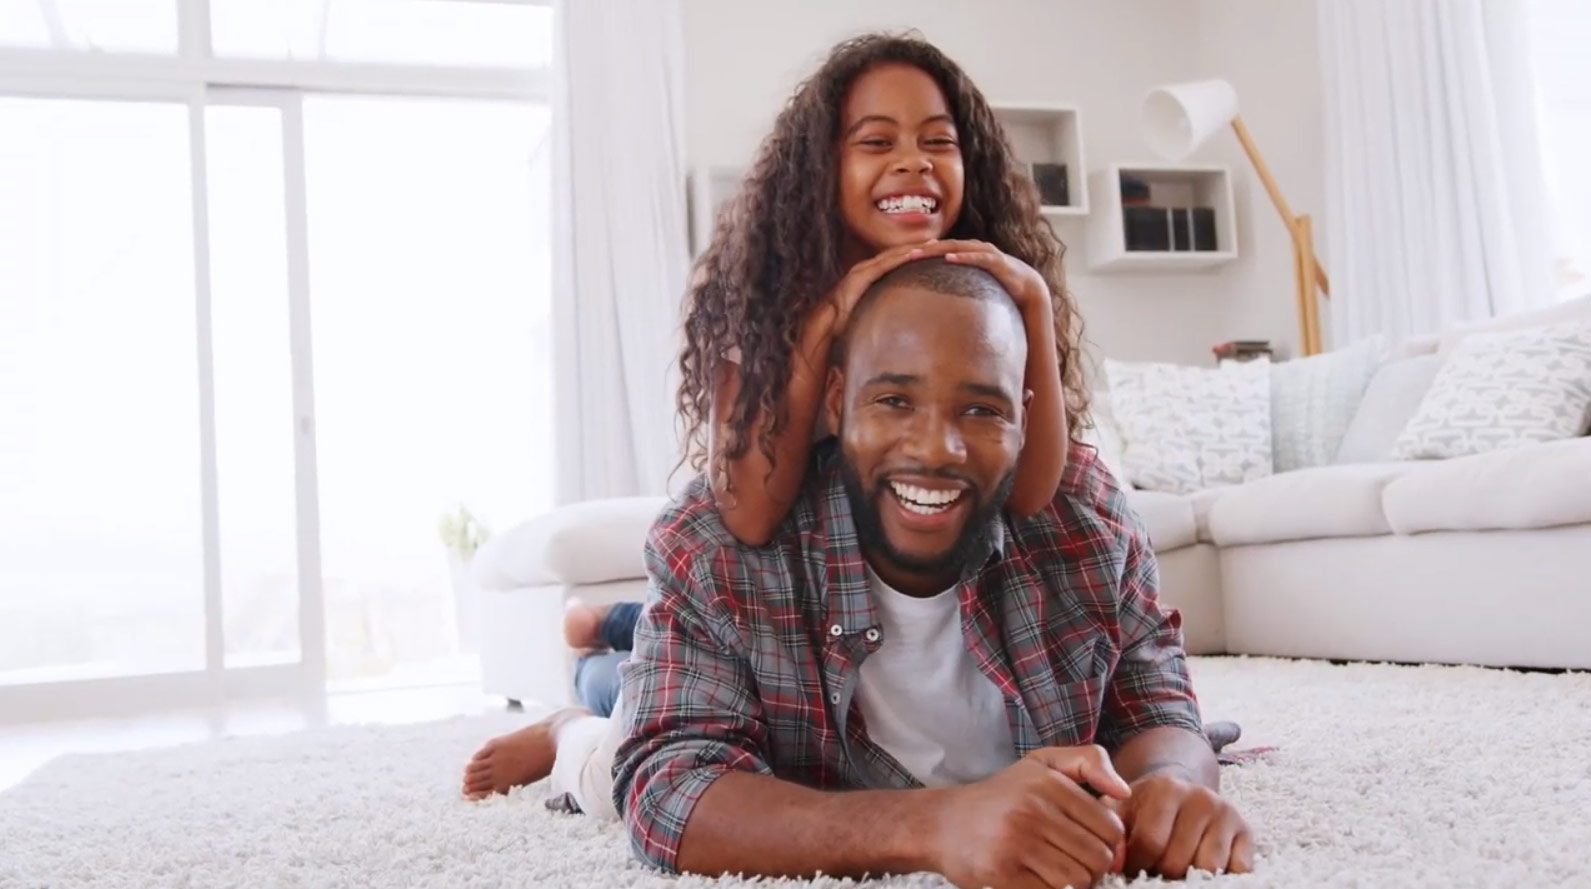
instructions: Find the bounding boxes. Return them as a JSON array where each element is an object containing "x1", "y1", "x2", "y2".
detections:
[
  {"x1": 204, "y1": 100, "x2": 305, "y2": 671},
  {"x1": 0, "y1": 96, "x2": 206, "y2": 686},
  {"x1": 0, "y1": 0, "x2": 553, "y2": 722},
  {"x1": 302, "y1": 95, "x2": 554, "y2": 688}
]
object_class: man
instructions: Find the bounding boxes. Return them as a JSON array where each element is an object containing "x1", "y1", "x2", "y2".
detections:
[{"x1": 609, "y1": 258, "x2": 1253, "y2": 888}]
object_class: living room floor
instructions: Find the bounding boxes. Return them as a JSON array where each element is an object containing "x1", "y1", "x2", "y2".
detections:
[{"x1": 0, "y1": 683, "x2": 502, "y2": 792}]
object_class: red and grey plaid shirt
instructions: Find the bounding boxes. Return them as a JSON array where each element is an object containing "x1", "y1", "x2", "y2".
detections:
[{"x1": 611, "y1": 440, "x2": 1205, "y2": 872}]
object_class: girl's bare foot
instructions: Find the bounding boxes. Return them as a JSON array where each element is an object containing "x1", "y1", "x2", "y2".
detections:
[
  {"x1": 461, "y1": 708, "x2": 589, "y2": 800},
  {"x1": 562, "y1": 599, "x2": 611, "y2": 651}
]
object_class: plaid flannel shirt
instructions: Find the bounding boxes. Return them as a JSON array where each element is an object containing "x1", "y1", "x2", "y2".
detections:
[{"x1": 611, "y1": 440, "x2": 1205, "y2": 872}]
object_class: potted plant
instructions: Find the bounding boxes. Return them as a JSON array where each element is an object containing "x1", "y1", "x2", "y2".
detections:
[{"x1": 438, "y1": 505, "x2": 491, "y2": 654}]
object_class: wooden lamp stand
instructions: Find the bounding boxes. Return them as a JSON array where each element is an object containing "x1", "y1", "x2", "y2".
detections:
[
  {"x1": 1229, "y1": 117, "x2": 1331, "y2": 356},
  {"x1": 1144, "y1": 80, "x2": 1332, "y2": 357}
]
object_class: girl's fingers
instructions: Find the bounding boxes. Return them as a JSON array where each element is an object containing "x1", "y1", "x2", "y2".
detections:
[
  {"x1": 911, "y1": 238, "x2": 998, "y2": 258},
  {"x1": 861, "y1": 241, "x2": 936, "y2": 274},
  {"x1": 944, "y1": 249, "x2": 1015, "y2": 278},
  {"x1": 946, "y1": 250, "x2": 1047, "y2": 307}
]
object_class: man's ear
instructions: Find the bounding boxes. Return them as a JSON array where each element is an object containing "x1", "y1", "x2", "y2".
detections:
[{"x1": 825, "y1": 366, "x2": 845, "y2": 435}]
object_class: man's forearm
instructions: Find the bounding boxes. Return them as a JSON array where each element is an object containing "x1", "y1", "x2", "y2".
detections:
[
  {"x1": 675, "y1": 771, "x2": 945, "y2": 880},
  {"x1": 1111, "y1": 726, "x2": 1219, "y2": 790}
]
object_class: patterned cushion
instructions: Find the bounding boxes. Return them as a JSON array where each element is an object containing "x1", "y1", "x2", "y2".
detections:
[
  {"x1": 1079, "y1": 390, "x2": 1128, "y2": 486},
  {"x1": 1390, "y1": 319, "x2": 1591, "y2": 460},
  {"x1": 1104, "y1": 358, "x2": 1274, "y2": 494},
  {"x1": 1269, "y1": 335, "x2": 1386, "y2": 471}
]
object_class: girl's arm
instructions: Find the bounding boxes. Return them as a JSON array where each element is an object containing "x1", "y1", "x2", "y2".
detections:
[
  {"x1": 1005, "y1": 297, "x2": 1068, "y2": 517},
  {"x1": 709, "y1": 303, "x2": 839, "y2": 546}
]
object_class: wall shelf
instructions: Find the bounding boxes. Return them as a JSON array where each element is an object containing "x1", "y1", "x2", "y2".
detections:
[
  {"x1": 1086, "y1": 163, "x2": 1238, "y2": 273},
  {"x1": 991, "y1": 102, "x2": 1087, "y2": 216}
]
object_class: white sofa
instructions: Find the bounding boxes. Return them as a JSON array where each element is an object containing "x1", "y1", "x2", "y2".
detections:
[{"x1": 473, "y1": 302, "x2": 1591, "y2": 708}]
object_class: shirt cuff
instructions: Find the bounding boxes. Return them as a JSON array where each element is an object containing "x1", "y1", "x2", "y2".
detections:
[{"x1": 628, "y1": 763, "x2": 738, "y2": 874}]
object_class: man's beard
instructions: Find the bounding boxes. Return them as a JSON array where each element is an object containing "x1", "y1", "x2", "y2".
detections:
[{"x1": 840, "y1": 457, "x2": 1016, "y2": 582}]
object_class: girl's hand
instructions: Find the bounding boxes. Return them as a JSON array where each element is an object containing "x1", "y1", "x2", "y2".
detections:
[
  {"x1": 922, "y1": 239, "x2": 1052, "y2": 319},
  {"x1": 826, "y1": 241, "x2": 940, "y2": 332}
]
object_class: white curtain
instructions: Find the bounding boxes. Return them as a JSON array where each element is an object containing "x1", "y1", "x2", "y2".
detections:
[
  {"x1": 550, "y1": 0, "x2": 690, "y2": 503},
  {"x1": 1319, "y1": 0, "x2": 1556, "y2": 346}
]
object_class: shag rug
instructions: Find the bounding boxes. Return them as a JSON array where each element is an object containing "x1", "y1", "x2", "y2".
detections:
[{"x1": 4, "y1": 657, "x2": 1589, "y2": 888}]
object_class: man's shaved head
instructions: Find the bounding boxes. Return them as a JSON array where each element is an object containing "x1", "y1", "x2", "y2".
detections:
[{"x1": 836, "y1": 258, "x2": 1023, "y2": 366}]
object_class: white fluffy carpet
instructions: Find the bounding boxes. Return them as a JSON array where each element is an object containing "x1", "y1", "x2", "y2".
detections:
[{"x1": 4, "y1": 657, "x2": 1589, "y2": 888}]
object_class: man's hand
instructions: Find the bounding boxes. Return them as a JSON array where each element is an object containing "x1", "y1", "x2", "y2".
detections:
[
  {"x1": 929, "y1": 746, "x2": 1130, "y2": 889},
  {"x1": 1108, "y1": 770, "x2": 1254, "y2": 879}
]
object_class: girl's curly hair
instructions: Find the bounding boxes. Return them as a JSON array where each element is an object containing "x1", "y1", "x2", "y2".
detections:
[{"x1": 675, "y1": 31, "x2": 1089, "y2": 486}]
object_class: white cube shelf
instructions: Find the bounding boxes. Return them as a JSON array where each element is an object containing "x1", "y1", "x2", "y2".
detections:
[
  {"x1": 1086, "y1": 163, "x2": 1238, "y2": 272},
  {"x1": 991, "y1": 103, "x2": 1087, "y2": 216}
]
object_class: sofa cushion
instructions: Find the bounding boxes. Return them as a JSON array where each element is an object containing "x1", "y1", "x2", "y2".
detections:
[
  {"x1": 473, "y1": 496, "x2": 669, "y2": 590},
  {"x1": 1391, "y1": 319, "x2": 1591, "y2": 460},
  {"x1": 1105, "y1": 358, "x2": 1273, "y2": 494},
  {"x1": 1334, "y1": 354, "x2": 1443, "y2": 464},
  {"x1": 1126, "y1": 490, "x2": 1198, "y2": 552},
  {"x1": 1269, "y1": 334, "x2": 1385, "y2": 471},
  {"x1": 1383, "y1": 436, "x2": 1591, "y2": 534},
  {"x1": 1205, "y1": 462, "x2": 1416, "y2": 546},
  {"x1": 1188, "y1": 486, "x2": 1225, "y2": 544},
  {"x1": 1079, "y1": 390, "x2": 1128, "y2": 487}
]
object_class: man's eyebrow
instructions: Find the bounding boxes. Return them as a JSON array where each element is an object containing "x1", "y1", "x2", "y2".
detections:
[
  {"x1": 961, "y1": 381, "x2": 1015, "y2": 403},
  {"x1": 861, "y1": 371, "x2": 920, "y2": 388},
  {"x1": 843, "y1": 113, "x2": 955, "y2": 137}
]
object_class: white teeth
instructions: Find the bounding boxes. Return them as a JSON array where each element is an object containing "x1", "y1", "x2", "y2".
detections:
[
  {"x1": 875, "y1": 195, "x2": 938, "y2": 214},
  {"x1": 889, "y1": 481, "x2": 963, "y2": 512}
]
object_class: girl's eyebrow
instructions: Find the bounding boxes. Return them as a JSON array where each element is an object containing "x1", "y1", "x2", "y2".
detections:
[
  {"x1": 844, "y1": 113, "x2": 955, "y2": 137},
  {"x1": 844, "y1": 114, "x2": 898, "y2": 136}
]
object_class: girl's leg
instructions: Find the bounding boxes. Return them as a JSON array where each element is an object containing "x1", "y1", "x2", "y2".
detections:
[
  {"x1": 572, "y1": 650, "x2": 628, "y2": 718},
  {"x1": 596, "y1": 601, "x2": 644, "y2": 652}
]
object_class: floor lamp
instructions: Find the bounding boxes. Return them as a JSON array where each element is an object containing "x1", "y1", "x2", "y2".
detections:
[{"x1": 1142, "y1": 79, "x2": 1331, "y2": 357}]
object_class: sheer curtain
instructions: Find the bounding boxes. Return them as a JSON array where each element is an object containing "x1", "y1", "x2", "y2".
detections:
[
  {"x1": 1524, "y1": 0, "x2": 1591, "y2": 301},
  {"x1": 1319, "y1": 0, "x2": 1557, "y2": 346},
  {"x1": 550, "y1": 0, "x2": 690, "y2": 503}
]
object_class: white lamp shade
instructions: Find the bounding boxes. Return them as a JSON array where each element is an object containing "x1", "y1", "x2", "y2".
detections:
[{"x1": 1142, "y1": 79, "x2": 1240, "y2": 160}]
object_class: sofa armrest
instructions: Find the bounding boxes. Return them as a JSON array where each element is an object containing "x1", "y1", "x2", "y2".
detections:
[{"x1": 472, "y1": 496, "x2": 671, "y2": 591}]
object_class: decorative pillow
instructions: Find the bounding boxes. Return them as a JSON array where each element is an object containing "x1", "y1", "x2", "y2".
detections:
[
  {"x1": 1079, "y1": 390, "x2": 1128, "y2": 485},
  {"x1": 1269, "y1": 335, "x2": 1386, "y2": 471},
  {"x1": 1105, "y1": 358, "x2": 1273, "y2": 494},
  {"x1": 1334, "y1": 354, "x2": 1443, "y2": 464},
  {"x1": 1390, "y1": 319, "x2": 1591, "y2": 460}
]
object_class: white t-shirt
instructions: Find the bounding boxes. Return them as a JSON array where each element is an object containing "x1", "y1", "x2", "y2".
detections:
[{"x1": 854, "y1": 569, "x2": 1018, "y2": 787}]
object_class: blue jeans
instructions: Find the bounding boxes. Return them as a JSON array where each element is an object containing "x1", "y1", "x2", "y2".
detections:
[{"x1": 571, "y1": 601, "x2": 643, "y2": 718}]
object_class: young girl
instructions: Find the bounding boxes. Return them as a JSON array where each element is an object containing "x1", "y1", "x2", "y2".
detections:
[
  {"x1": 462, "y1": 32, "x2": 1242, "y2": 803},
  {"x1": 682, "y1": 32, "x2": 1086, "y2": 545}
]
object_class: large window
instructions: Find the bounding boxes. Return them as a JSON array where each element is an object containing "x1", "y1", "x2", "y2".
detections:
[
  {"x1": 1525, "y1": 0, "x2": 1591, "y2": 302},
  {"x1": 0, "y1": 0, "x2": 554, "y2": 715},
  {"x1": 0, "y1": 97, "x2": 204, "y2": 683}
]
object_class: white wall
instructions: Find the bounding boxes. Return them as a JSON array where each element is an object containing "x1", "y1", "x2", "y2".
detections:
[
  {"x1": 681, "y1": 0, "x2": 1325, "y2": 372},
  {"x1": 1191, "y1": 0, "x2": 1327, "y2": 356}
]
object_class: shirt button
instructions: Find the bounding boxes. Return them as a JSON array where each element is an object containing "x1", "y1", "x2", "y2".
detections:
[
  {"x1": 829, "y1": 692, "x2": 841, "y2": 704},
  {"x1": 864, "y1": 628, "x2": 881, "y2": 643},
  {"x1": 829, "y1": 624, "x2": 844, "y2": 637}
]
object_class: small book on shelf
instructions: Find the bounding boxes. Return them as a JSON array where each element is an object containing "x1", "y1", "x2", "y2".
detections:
[{"x1": 1211, "y1": 340, "x2": 1274, "y2": 364}]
